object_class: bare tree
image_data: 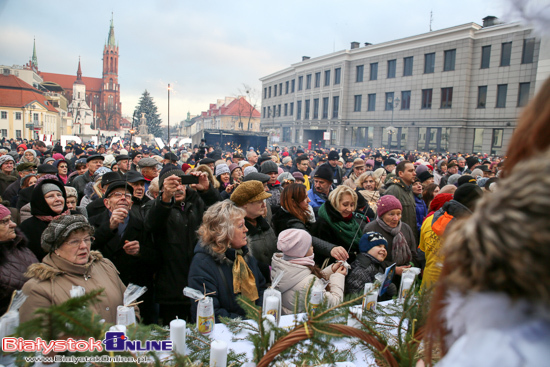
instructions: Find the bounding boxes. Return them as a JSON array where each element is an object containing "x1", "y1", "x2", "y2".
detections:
[
  {"x1": 237, "y1": 83, "x2": 260, "y2": 131},
  {"x1": 97, "y1": 105, "x2": 119, "y2": 131}
]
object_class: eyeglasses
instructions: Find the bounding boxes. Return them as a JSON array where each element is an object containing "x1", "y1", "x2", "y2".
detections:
[
  {"x1": 108, "y1": 192, "x2": 132, "y2": 199},
  {"x1": 0, "y1": 217, "x2": 12, "y2": 226},
  {"x1": 65, "y1": 236, "x2": 94, "y2": 247}
]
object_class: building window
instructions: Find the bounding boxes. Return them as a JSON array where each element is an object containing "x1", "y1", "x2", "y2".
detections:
[
  {"x1": 473, "y1": 128, "x2": 484, "y2": 152},
  {"x1": 285, "y1": 81, "x2": 289, "y2": 94},
  {"x1": 289, "y1": 102, "x2": 294, "y2": 116},
  {"x1": 385, "y1": 92, "x2": 394, "y2": 111},
  {"x1": 367, "y1": 94, "x2": 376, "y2": 111},
  {"x1": 263, "y1": 107, "x2": 266, "y2": 118},
  {"x1": 477, "y1": 86, "x2": 488, "y2": 108},
  {"x1": 441, "y1": 87, "x2": 453, "y2": 108},
  {"x1": 332, "y1": 96, "x2": 339, "y2": 118},
  {"x1": 324, "y1": 70, "x2": 330, "y2": 86},
  {"x1": 424, "y1": 53, "x2": 435, "y2": 73},
  {"x1": 517, "y1": 82, "x2": 530, "y2": 107},
  {"x1": 0, "y1": 129, "x2": 6, "y2": 137},
  {"x1": 267, "y1": 106, "x2": 271, "y2": 118},
  {"x1": 268, "y1": 86, "x2": 272, "y2": 98},
  {"x1": 322, "y1": 97, "x2": 329, "y2": 118},
  {"x1": 298, "y1": 76, "x2": 303, "y2": 91},
  {"x1": 16, "y1": 130, "x2": 21, "y2": 138},
  {"x1": 496, "y1": 84, "x2": 508, "y2": 108},
  {"x1": 492, "y1": 128, "x2": 504, "y2": 149},
  {"x1": 277, "y1": 104, "x2": 281, "y2": 117},
  {"x1": 291, "y1": 79, "x2": 295, "y2": 93},
  {"x1": 304, "y1": 99, "x2": 310, "y2": 119},
  {"x1": 421, "y1": 89, "x2": 433, "y2": 109},
  {"x1": 274, "y1": 85, "x2": 277, "y2": 96},
  {"x1": 522, "y1": 38, "x2": 535, "y2": 64},
  {"x1": 500, "y1": 42, "x2": 512, "y2": 66},
  {"x1": 296, "y1": 101, "x2": 302, "y2": 120},
  {"x1": 306, "y1": 74, "x2": 312, "y2": 89},
  {"x1": 401, "y1": 91, "x2": 411, "y2": 110},
  {"x1": 15, "y1": 112, "x2": 22, "y2": 120},
  {"x1": 284, "y1": 104, "x2": 288, "y2": 116},
  {"x1": 313, "y1": 99, "x2": 319, "y2": 118},
  {"x1": 356, "y1": 65, "x2": 364, "y2": 82},
  {"x1": 279, "y1": 83, "x2": 282, "y2": 95},
  {"x1": 369, "y1": 63, "x2": 378, "y2": 80},
  {"x1": 354, "y1": 95, "x2": 362, "y2": 112},
  {"x1": 0, "y1": 111, "x2": 6, "y2": 119},
  {"x1": 481, "y1": 45, "x2": 491, "y2": 69},
  {"x1": 334, "y1": 68, "x2": 341, "y2": 85},
  {"x1": 314, "y1": 72, "x2": 321, "y2": 88},
  {"x1": 403, "y1": 56, "x2": 413, "y2": 76},
  {"x1": 443, "y1": 49, "x2": 456, "y2": 71},
  {"x1": 387, "y1": 59, "x2": 396, "y2": 78}
]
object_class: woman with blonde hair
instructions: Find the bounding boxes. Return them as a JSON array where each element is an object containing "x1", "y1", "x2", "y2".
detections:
[
  {"x1": 188, "y1": 200, "x2": 266, "y2": 322},
  {"x1": 372, "y1": 168, "x2": 387, "y2": 194},
  {"x1": 355, "y1": 171, "x2": 381, "y2": 213}
]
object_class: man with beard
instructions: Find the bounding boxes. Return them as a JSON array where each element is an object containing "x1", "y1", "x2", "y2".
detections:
[
  {"x1": 90, "y1": 181, "x2": 156, "y2": 324},
  {"x1": 290, "y1": 154, "x2": 312, "y2": 191},
  {"x1": 144, "y1": 167, "x2": 220, "y2": 323}
]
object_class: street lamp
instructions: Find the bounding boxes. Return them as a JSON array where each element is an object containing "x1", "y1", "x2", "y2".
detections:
[{"x1": 167, "y1": 83, "x2": 171, "y2": 147}]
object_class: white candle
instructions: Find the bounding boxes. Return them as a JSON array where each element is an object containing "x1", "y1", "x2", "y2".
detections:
[
  {"x1": 170, "y1": 318, "x2": 186, "y2": 355},
  {"x1": 262, "y1": 314, "x2": 276, "y2": 347},
  {"x1": 264, "y1": 296, "x2": 280, "y2": 323},
  {"x1": 108, "y1": 325, "x2": 127, "y2": 333},
  {"x1": 210, "y1": 340, "x2": 228, "y2": 367},
  {"x1": 401, "y1": 278, "x2": 414, "y2": 299},
  {"x1": 347, "y1": 306, "x2": 362, "y2": 329}
]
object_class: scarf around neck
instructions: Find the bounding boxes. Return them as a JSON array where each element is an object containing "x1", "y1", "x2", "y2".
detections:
[
  {"x1": 318, "y1": 202, "x2": 361, "y2": 250},
  {"x1": 283, "y1": 253, "x2": 315, "y2": 267},
  {"x1": 375, "y1": 217, "x2": 411, "y2": 265},
  {"x1": 232, "y1": 249, "x2": 259, "y2": 301},
  {"x1": 36, "y1": 209, "x2": 71, "y2": 223}
]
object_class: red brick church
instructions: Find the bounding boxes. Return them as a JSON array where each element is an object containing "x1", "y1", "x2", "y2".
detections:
[{"x1": 31, "y1": 17, "x2": 122, "y2": 131}]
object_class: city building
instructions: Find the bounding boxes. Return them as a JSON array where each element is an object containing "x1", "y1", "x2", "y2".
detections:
[{"x1": 259, "y1": 16, "x2": 550, "y2": 154}]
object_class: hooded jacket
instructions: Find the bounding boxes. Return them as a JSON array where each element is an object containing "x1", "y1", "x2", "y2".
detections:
[
  {"x1": 270, "y1": 253, "x2": 344, "y2": 314},
  {"x1": 0, "y1": 171, "x2": 17, "y2": 197},
  {"x1": 383, "y1": 177, "x2": 418, "y2": 240},
  {"x1": 20, "y1": 251, "x2": 127, "y2": 324},
  {"x1": 188, "y1": 242, "x2": 266, "y2": 322},
  {"x1": 419, "y1": 200, "x2": 472, "y2": 289}
]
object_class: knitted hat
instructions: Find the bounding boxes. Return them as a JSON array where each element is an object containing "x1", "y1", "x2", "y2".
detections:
[
  {"x1": 327, "y1": 151, "x2": 339, "y2": 161},
  {"x1": 415, "y1": 164, "x2": 428, "y2": 175},
  {"x1": 52, "y1": 153, "x2": 64, "y2": 161},
  {"x1": 453, "y1": 183, "x2": 483, "y2": 209},
  {"x1": 277, "y1": 172, "x2": 295, "y2": 184},
  {"x1": 466, "y1": 156, "x2": 479, "y2": 169},
  {"x1": 41, "y1": 183, "x2": 62, "y2": 195},
  {"x1": 282, "y1": 156, "x2": 292, "y2": 165},
  {"x1": 366, "y1": 159, "x2": 375, "y2": 167},
  {"x1": 159, "y1": 167, "x2": 186, "y2": 189},
  {"x1": 377, "y1": 195, "x2": 402, "y2": 217},
  {"x1": 243, "y1": 166, "x2": 258, "y2": 176},
  {"x1": 417, "y1": 171, "x2": 434, "y2": 183},
  {"x1": 23, "y1": 149, "x2": 36, "y2": 158},
  {"x1": 215, "y1": 164, "x2": 230, "y2": 177},
  {"x1": 182, "y1": 163, "x2": 191, "y2": 172},
  {"x1": 230, "y1": 180, "x2": 272, "y2": 206},
  {"x1": 314, "y1": 163, "x2": 333, "y2": 182},
  {"x1": 448, "y1": 174, "x2": 462, "y2": 186},
  {"x1": 260, "y1": 160, "x2": 278, "y2": 174},
  {"x1": 0, "y1": 155, "x2": 14, "y2": 167},
  {"x1": 429, "y1": 193, "x2": 453, "y2": 213},
  {"x1": 41, "y1": 215, "x2": 94, "y2": 253},
  {"x1": 358, "y1": 232, "x2": 388, "y2": 253},
  {"x1": 277, "y1": 229, "x2": 312, "y2": 258},
  {"x1": 0, "y1": 204, "x2": 10, "y2": 220}
]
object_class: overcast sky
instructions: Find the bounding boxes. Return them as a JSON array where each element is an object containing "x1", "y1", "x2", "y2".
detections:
[{"x1": 0, "y1": 0, "x2": 538, "y2": 128}]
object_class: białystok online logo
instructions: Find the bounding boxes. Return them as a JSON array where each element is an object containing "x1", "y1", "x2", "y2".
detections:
[{"x1": 2, "y1": 331, "x2": 173, "y2": 353}]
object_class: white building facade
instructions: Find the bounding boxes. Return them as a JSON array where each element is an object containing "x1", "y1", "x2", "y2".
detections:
[{"x1": 260, "y1": 18, "x2": 549, "y2": 155}]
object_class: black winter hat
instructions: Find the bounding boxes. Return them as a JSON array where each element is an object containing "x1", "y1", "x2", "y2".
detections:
[
  {"x1": 327, "y1": 151, "x2": 339, "y2": 161},
  {"x1": 314, "y1": 163, "x2": 334, "y2": 182},
  {"x1": 466, "y1": 156, "x2": 479, "y2": 169},
  {"x1": 453, "y1": 183, "x2": 483, "y2": 210},
  {"x1": 457, "y1": 175, "x2": 476, "y2": 187}
]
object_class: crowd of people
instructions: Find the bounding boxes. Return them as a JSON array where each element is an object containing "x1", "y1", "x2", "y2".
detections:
[{"x1": 0, "y1": 77, "x2": 549, "y2": 365}]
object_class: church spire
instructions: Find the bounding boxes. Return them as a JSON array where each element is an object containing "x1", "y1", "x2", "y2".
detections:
[
  {"x1": 31, "y1": 37, "x2": 38, "y2": 68},
  {"x1": 76, "y1": 57, "x2": 82, "y2": 80},
  {"x1": 107, "y1": 13, "x2": 116, "y2": 47}
]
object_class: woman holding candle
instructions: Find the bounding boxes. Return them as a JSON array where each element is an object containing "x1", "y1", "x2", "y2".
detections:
[
  {"x1": 271, "y1": 228, "x2": 347, "y2": 314},
  {"x1": 19, "y1": 215, "x2": 129, "y2": 324},
  {"x1": 188, "y1": 200, "x2": 266, "y2": 322}
]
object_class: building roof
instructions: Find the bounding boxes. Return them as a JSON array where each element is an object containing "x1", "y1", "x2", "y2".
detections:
[
  {"x1": 40, "y1": 72, "x2": 102, "y2": 92},
  {"x1": 201, "y1": 96, "x2": 260, "y2": 118},
  {"x1": 0, "y1": 75, "x2": 58, "y2": 112}
]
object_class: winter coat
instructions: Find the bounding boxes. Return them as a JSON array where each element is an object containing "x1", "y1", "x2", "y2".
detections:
[
  {"x1": 20, "y1": 251, "x2": 127, "y2": 324},
  {"x1": 70, "y1": 171, "x2": 94, "y2": 204},
  {"x1": 188, "y1": 242, "x2": 266, "y2": 322},
  {"x1": 0, "y1": 171, "x2": 17, "y2": 197},
  {"x1": 16, "y1": 185, "x2": 33, "y2": 210},
  {"x1": 307, "y1": 188, "x2": 328, "y2": 209},
  {"x1": 345, "y1": 253, "x2": 385, "y2": 295},
  {"x1": 342, "y1": 172, "x2": 360, "y2": 189},
  {"x1": 266, "y1": 183, "x2": 283, "y2": 212},
  {"x1": 3, "y1": 177, "x2": 21, "y2": 206},
  {"x1": 144, "y1": 186, "x2": 217, "y2": 305},
  {"x1": 245, "y1": 216, "x2": 277, "y2": 282},
  {"x1": 272, "y1": 208, "x2": 337, "y2": 259},
  {"x1": 0, "y1": 231, "x2": 38, "y2": 315},
  {"x1": 437, "y1": 292, "x2": 550, "y2": 367},
  {"x1": 364, "y1": 219, "x2": 419, "y2": 268},
  {"x1": 414, "y1": 194, "x2": 428, "y2": 233},
  {"x1": 383, "y1": 177, "x2": 418, "y2": 240},
  {"x1": 270, "y1": 253, "x2": 345, "y2": 314},
  {"x1": 89, "y1": 209, "x2": 156, "y2": 287},
  {"x1": 86, "y1": 197, "x2": 107, "y2": 218},
  {"x1": 19, "y1": 179, "x2": 71, "y2": 261},
  {"x1": 419, "y1": 200, "x2": 471, "y2": 289}
]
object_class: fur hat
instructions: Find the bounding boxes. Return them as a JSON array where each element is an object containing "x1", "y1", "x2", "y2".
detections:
[
  {"x1": 314, "y1": 163, "x2": 333, "y2": 182},
  {"x1": 261, "y1": 160, "x2": 278, "y2": 174},
  {"x1": 359, "y1": 232, "x2": 388, "y2": 253},
  {"x1": 41, "y1": 215, "x2": 93, "y2": 253},
  {"x1": 230, "y1": 180, "x2": 271, "y2": 206},
  {"x1": 64, "y1": 186, "x2": 78, "y2": 199},
  {"x1": 377, "y1": 195, "x2": 402, "y2": 217},
  {"x1": 277, "y1": 229, "x2": 312, "y2": 258}
]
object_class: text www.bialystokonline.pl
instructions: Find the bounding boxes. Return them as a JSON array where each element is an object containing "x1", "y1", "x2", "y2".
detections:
[{"x1": 24, "y1": 355, "x2": 149, "y2": 364}]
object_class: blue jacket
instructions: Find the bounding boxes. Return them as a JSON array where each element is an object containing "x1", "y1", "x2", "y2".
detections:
[
  {"x1": 307, "y1": 188, "x2": 327, "y2": 208},
  {"x1": 414, "y1": 194, "x2": 428, "y2": 233},
  {"x1": 188, "y1": 242, "x2": 266, "y2": 322}
]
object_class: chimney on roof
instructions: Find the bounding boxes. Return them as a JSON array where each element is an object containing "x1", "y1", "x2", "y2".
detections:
[
  {"x1": 482, "y1": 16, "x2": 498, "y2": 27},
  {"x1": 351, "y1": 42, "x2": 360, "y2": 49},
  {"x1": 364, "y1": 42, "x2": 372, "y2": 46},
  {"x1": 302, "y1": 56, "x2": 310, "y2": 61}
]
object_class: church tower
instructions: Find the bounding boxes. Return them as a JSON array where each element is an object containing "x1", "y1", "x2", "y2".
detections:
[
  {"x1": 69, "y1": 58, "x2": 94, "y2": 135},
  {"x1": 99, "y1": 14, "x2": 121, "y2": 130}
]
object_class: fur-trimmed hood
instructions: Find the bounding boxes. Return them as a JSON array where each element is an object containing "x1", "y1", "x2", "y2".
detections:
[
  {"x1": 24, "y1": 250, "x2": 104, "y2": 281},
  {"x1": 194, "y1": 241, "x2": 251, "y2": 266}
]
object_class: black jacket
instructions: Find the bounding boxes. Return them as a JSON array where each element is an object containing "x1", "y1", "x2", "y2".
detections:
[
  {"x1": 188, "y1": 242, "x2": 266, "y2": 322},
  {"x1": 86, "y1": 197, "x2": 107, "y2": 218},
  {"x1": 144, "y1": 186, "x2": 219, "y2": 305}
]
